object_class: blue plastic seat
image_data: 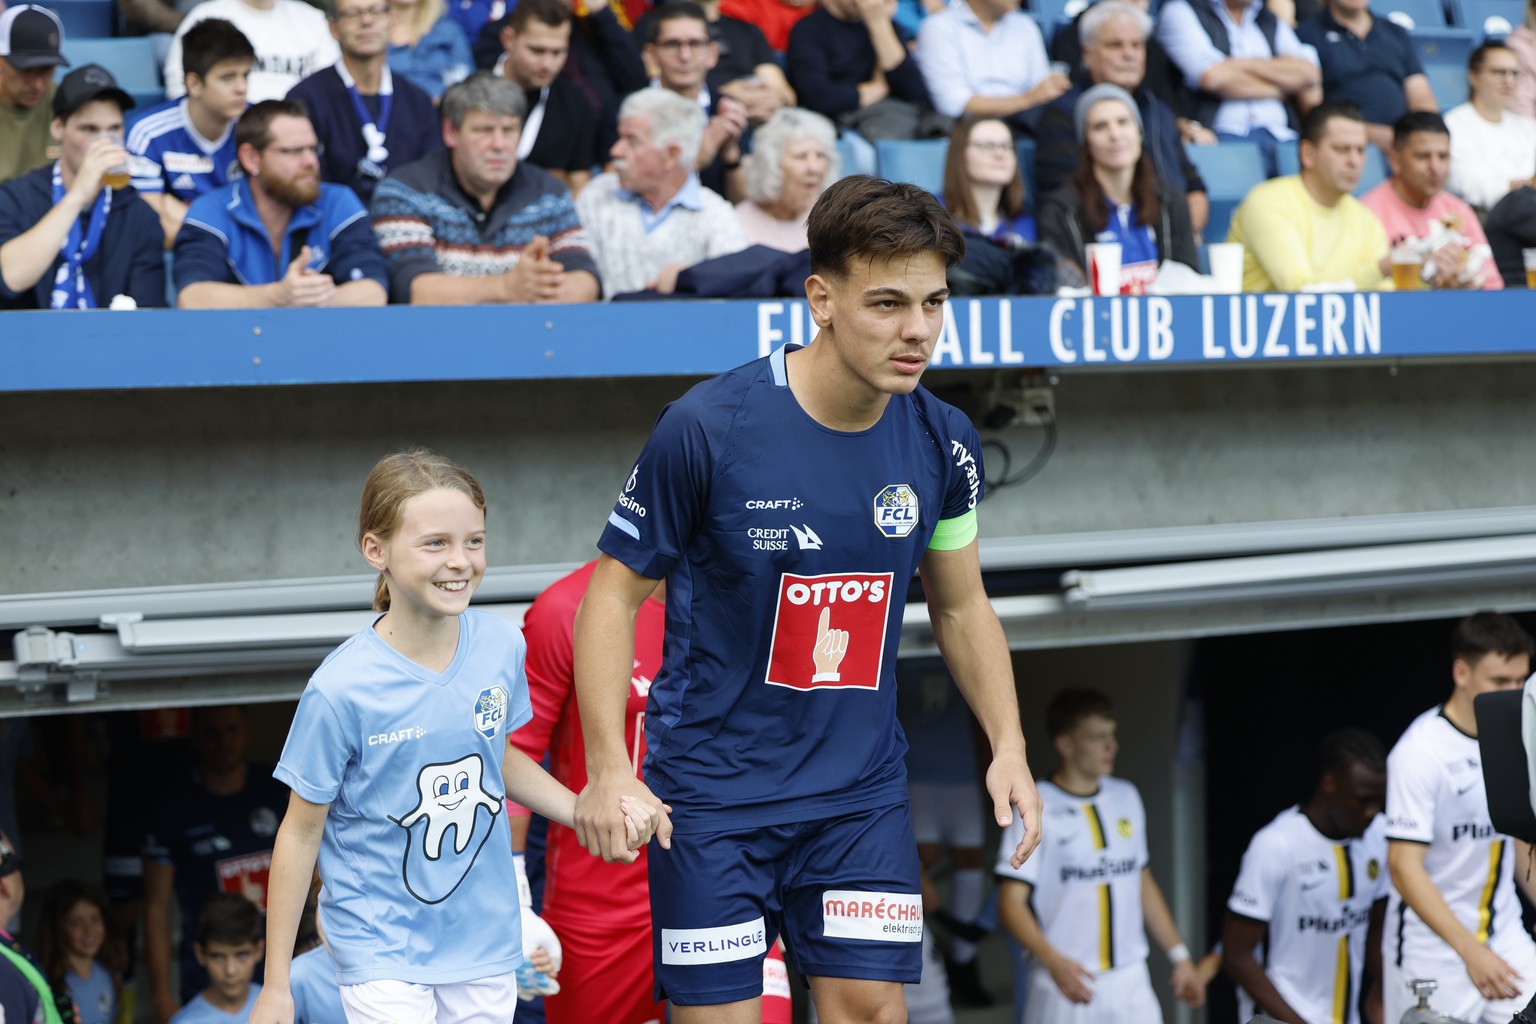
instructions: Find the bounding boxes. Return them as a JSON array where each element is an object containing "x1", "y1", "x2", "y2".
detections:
[
  {"x1": 62, "y1": 37, "x2": 164, "y2": 109},
  {"x1": 1184, "y1": 140, "x2": 1266, "y2": 242},
  {"x1": 1451, "y1": 0, "x2": 1522, "y2": 35},
  {"x1": 1380, "y1": 0, "x2": 1447, "y2": 29},
  {"x1": 875, "y1": 139, "x2": 948, "y2": 194},
  {"x1": 1423, "y1": 56, "x2": 1471, "y2": 105},
  {"x1": 50, "y1": 0, "x2": 114, "y2": 39}
]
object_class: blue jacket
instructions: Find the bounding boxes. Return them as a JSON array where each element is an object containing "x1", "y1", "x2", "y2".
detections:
[
  {"x1": 0, "y1": 166, "x2": 166, "y2": 309},
  {"x1": 173, "y1": 179, "x2": 388, "y2": 293}
]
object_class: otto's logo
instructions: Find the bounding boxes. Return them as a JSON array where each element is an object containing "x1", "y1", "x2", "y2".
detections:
[
  {"x1": 1366, "y1": 858, "x2": 1380, "y2": 881},
  {"x1": 474, "y1": 686, "x2": 508, "y2": 738},
  {"x1": 873, "y1": 484, "x2": 919, "y2": 538},
  {"x1": 765, "y1": 572, "x2": 892, "y2": 691},
  {"x1": 1116, "y1": 817, "x2": 1132, "y2": 839}
]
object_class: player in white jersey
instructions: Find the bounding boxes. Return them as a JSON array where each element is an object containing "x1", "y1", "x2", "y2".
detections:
[
  {"x1": 1384, "y1": 611, "x2": 1536, "y2": 1024},
  {"x1": 1223, "y1": 729, "x2": 1389, "y2": 1024},
  {"x1": 996, "y1": 690, "x2": 1205, "y2": 1024}
]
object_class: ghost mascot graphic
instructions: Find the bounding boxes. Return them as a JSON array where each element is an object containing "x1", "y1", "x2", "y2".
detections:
[{"x1": 393, "y1": 753, "x2": 502, "y2": 904}]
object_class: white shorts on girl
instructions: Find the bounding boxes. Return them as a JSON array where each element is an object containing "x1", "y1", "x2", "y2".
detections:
[
  {"x1": 340, "y1": 973, "x2": 519, "y2": 1024},
  {"x1": 1023, "y1": 960, "x2": 1161, "y2": 1024}
]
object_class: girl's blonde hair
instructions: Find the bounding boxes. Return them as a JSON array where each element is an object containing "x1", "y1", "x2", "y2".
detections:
[
  {"x1": 399, "y1": 0, "x2": 447, "y2": 44},
  {"x1": 358, "y1": 448, "x2": 487, "y2": 611}
]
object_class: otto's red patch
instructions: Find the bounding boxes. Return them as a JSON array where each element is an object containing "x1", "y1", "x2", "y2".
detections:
[{"x1": 765, "y1": 572, "x2": 893, "y2": 691}]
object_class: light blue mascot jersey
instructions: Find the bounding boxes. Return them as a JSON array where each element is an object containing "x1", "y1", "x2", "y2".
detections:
[{"x1": 276, "y1": 610, "x2": 533, "y2": 984}]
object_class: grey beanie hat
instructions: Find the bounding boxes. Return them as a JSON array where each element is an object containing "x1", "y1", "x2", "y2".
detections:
[{"x1": 1074, "y1": 83, "x2": 1143, "y2": 142}]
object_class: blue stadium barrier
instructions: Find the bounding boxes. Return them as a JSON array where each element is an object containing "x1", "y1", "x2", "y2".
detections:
[
  {"x1": 875, "y1": 139, "x2": 948, "y2": 194},
  {"x1": 1451, "y1": 0, "x2": 1522, "y2": 34},
  {"x1": 62, "y1": 36, "x2": 164, "y2": 109},
  {"x1": 6, "y1": 292, "x2": 1536, "y2": 389},
  {"x1": 1185, "y1": 140, "x2": 1265, "y2": 243},
  {"x1": 51, "y1": 0, "x2": 114, "y2": 38}
]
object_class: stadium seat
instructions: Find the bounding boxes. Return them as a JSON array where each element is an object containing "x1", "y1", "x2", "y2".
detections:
[
  {"x1": 1423, "y1": 55, "x2": 1471, "y2": 105},
  {"x1": 1381, "y1": 0, "x2": 1447, "y2": 29},
  {"x1": 1274, "y1": 142, "x2": 1388, "y2": 195},
  {"x1": 1451, "y1": 0, "x2": 1522, "y2": 35},
  {"x1": 1016, "y1": 138, "x2": 1038, "y2": 210},
  {"x1": 875, "y1": 139, "x2": 948, "y2": 194},
  {"x1": 1029, "y1": 0, "x2": 1092, "y2": 36},
  {"x1": 50, "y1": 0, "x2": 114, "y2": 38},
  {"x1": 63, "y1": 37, "x2": 164, "y2": 109},
  {"x1": 1184, "y1": 141, "x2": 1265, "y2": 243}
]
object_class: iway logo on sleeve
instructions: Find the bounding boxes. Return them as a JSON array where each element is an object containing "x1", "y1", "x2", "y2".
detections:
[
  {"x1": 764, "y1": 572, "x2": 892, "y2": 691},
  {"x1": 661, "y1": 917, "x2": 767, "y2": 964},
  {"x1": 822, "y1": 890, "x2": 923, "y2": 941},
  {"x1": 873, "y1": 484, "x2": 919, "y2": 538}
]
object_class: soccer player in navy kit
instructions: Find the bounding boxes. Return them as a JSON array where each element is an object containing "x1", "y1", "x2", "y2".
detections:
[{"x1": 572, "y1": 175, "x2": 1045, "y2": 1024}]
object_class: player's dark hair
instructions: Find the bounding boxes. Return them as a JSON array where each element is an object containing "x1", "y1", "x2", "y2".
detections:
[
  {"x1": 1318, "y1": 727, "x2": 1385, "y2": 781},
  {"x1": 182, "y1": 19, "x2": 256, "y2": 83},
  {"x1": 508, "y1": 0, "x2": 571, "y2": 34},
  {"x1": 1046, "y1": 688, "x2": 1115, "y2": 739},
  {"x1": 1300, "y1": 100, "x2": 1365, "y2": 146},
  {"x1": 195, "y1": 893, "x2": 263, "y2": 948},
  {"x1": 647, "y1": 1, "x2": 709, "y2": 41},
  {"x1": 358, "y1": 448, "x2": 487, "y2": 612},
  {"x1": 808, "y1": 175, "x2": 966, "y2": 279},
  {"x1": 235, "y1": 98, "x2": 310, "y2": 153},
  {"x1": 39, "y1": 881, "x2": 124, "y2": 1005},
  {"x1": 1391, "y1": 110, "x2": 1448, "y2": 148},
  {"x1": 1451, "y1": 611, "x2": 1536, "y2": 667},
  {"x1": 1470, "y1": 39, "x2": 1513, "y2": 73}
]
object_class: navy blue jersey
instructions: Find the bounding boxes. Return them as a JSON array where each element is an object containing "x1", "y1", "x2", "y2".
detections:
[{"x1": 598, "y1": 344, "x2": 985, "y2": 833}]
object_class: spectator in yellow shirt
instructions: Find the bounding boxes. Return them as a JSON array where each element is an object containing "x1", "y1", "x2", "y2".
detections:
[{"x1": 1228, "y1": 100, "x2": 1390, "y2": 292}]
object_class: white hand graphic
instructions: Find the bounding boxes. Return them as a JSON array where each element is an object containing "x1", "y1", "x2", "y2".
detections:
[{"x1": 812, "y1": 606, "x2": 848, "y2": 683}]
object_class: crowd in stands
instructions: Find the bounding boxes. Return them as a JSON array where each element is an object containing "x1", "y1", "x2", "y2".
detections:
[{"x1": 5, "y1": 0, "x2": 1536, "y2": 308}]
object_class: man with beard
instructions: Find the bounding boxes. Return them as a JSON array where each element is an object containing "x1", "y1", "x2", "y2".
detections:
[{"x1": 173, "y1": 98, "x2": 388, "y2": 307}]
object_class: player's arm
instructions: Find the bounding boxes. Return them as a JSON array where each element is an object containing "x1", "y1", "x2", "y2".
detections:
[
  {"x1": 504, "y1": 742, "x2": 657, "y2": 854},
  {"x1": 572, "y1": 554, "x2": 673, "y2": 862},
  {"x1": 919, "y1": 538, "x2": 1041, "y2": 869},
  {"x1": 1387, "y1": 839, "x2": 1522, "y2": 1000},
  {"x1": 1221, "y1": 912, "x2": 1307, "y2": 1024},
  {"x1": 1513, "y1": 840, "x2": 1536, "y2": 906},
  {"x1": 142, "y1": 858, "x2": 179, "y2": 1024},
  {"x1": 997, "y1": 877, "x2": 1093, "y2": 1004},
  {"x1": 248, "y1": 792, "x2": 330, "y2": 1024},
  {"x1": 1141, "y1": 867, "x2": 1203, "y2": 1007},
  {"x1": 1364, "y1": 897, "x2": 1386, "y2": 1024}
]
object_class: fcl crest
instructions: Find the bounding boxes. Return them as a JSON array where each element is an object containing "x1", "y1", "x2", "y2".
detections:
[
  {"x1": 474, "y1": 686, "x2": 508, "y2": 738},
  {"x1": 873, "y1": 484, "x2": 920, "y2": 539}
]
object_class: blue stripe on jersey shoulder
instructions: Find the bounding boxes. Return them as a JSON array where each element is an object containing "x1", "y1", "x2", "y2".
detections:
[{"x1": 770, "y1": 344, "x2": 790, "y2": 386}]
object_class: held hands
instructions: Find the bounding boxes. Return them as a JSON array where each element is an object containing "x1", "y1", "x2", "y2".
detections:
[
  {"x1": 1169, "y1": 958, "x2": 1206, "y2": 1008},
  {"x1": 574, "y1": 772, "x2": 674, "y2": 863},
  {"x1": 502, "y1": 236, "x2": 566, "y2": 304},
  {"x1": 273, "y1": 246, "x2": 337, "y2": 307},
  {"x1": 1463, "y1": 942, "x2": 1523, "y2": 1001}
]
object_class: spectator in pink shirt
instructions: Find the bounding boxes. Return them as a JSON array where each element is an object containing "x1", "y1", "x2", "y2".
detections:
[{"x1": 1360, "y1": 110, "x2": 1501, "y2": 290}]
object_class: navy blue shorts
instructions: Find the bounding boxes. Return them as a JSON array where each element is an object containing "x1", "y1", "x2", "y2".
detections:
[{"x1": 647, "y1": 801, "x2": 923, "y2": 1006}]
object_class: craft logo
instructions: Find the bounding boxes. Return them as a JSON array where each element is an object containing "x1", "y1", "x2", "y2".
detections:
[
  {"x1": 873, "y1": 484, "x2": 919, "y2": 538},
  {"x1": 474, "y1": 685, "x2": 508, "y2": 738},
  {"x1": 822, "y1": 890, "x2": 922, "y2": 941},
  {"x1": 764, "y1": 572, "x2": 891, "y2": 691}
]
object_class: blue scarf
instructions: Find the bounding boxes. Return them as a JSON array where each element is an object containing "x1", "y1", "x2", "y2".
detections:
[{"x1": 49, "y1": 162, "x2": 111, "y2": 310}]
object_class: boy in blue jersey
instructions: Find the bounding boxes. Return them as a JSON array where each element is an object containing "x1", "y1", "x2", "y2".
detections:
[
  {"x1": 128, "y1": 19, "x2": 254, "y2": 247},
  {"x1": 573, "y1": 174, "x2": 1046, "y2": 1024},
  {"x1": 169, "y1": 894, "x2": 263, "y2": 1024}
]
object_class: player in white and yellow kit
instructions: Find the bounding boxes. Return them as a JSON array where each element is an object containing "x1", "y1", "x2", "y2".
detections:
[
  {"x1": 1384, "y1": 612, "x2": 1536, "y2": 1024},
  {"x1": 996, "y1": 690, "x2": 1205, "y2": 1024},
  {"x1": 1223, "y1": 729, "x2": 1389, "y2": 1024}
]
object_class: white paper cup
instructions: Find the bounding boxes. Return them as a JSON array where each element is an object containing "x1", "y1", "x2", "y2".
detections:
[
  {"x1": 1086, "y1": 242, "x2": 1122, "y2": 296},
  {"x1": 1207, "y1": 242, "x2": 1244, "y2": 294}
]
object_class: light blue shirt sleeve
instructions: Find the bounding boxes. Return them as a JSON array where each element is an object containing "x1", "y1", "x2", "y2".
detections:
[
  {"x1": 1156, "y1": 0, "x2": 1232, "y2": 91},
  {"x1": 917, "y1": 10, "x2": 974, "y2": 119},
  {"x1": 275, "y1": 685, "x2": 352, "y2": 806}
]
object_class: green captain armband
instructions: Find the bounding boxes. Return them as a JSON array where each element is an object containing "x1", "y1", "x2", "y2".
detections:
[{"x1": 927, "y1": 509, "x2": 978, "y2": 551}]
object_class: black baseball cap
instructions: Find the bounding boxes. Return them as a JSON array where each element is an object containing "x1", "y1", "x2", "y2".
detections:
[
  {"x1": 53, "y1": 63, "x2": 134, "y2": 118},
  {"x1": 0, "y1": 5, "x2": 68, "y2": 70}
]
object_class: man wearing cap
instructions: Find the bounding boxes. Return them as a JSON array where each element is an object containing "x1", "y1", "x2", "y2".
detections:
[
  {"x1": 173, "y1": 98, "x2": 388, "y2": 307},
  {"x1": 0, "y1": 63, "x2": 167, "y2": 309},
  {"x1": 0, "y1": 4, "x2": 68, "y2": 183}
]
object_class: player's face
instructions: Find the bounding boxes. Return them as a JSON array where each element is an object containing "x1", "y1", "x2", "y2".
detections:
[
  {"x1": 187, "y1": 58, "x2": 253, "y2": 122},
  {"x1": 809, "y1": 251, "x2": 950, "y2": 398},
  {"x1": 446, "y1": 108, "x2": 521, "y2": 195},
  {"x1": 1454, "y1": 650, "x2": 1531, "y2": 699},
  {"x1": 61, "y1": 899, "x2": 105, "y2": 961},
  {"x1": 1061, "y1": 714, "x2": 1118, "y2": 780},
  {"x1": 503, "y1": 19, "x2": 570, "y2": 90},
  {"x1": 369, "y1": 487, "x2": 487, "y2": 623},
  {"x1": 194, "y1": 939, "x2": 261, "y2": 1002},
  {"x1": 1323, "y1": 761, "x2": 1385, "y2": 838}
]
